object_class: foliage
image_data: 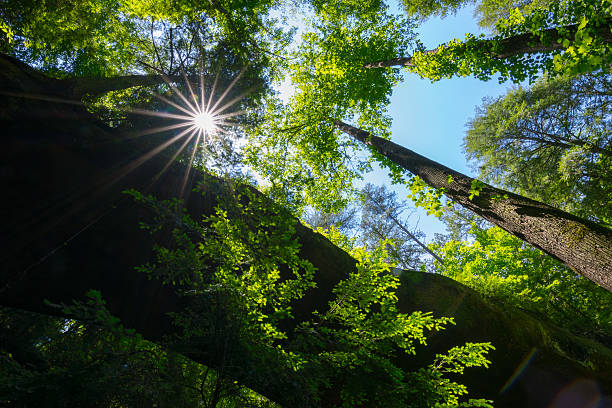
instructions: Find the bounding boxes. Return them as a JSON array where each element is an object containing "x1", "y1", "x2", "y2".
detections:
[
  {"x1": 5, "y1": 0, "x2": 611, "y2": 404},
  {"x1": 0, "y1": 0, "x2": 143, "y2": 76},
  {"x1": 496, "y1": 0, "x2": 612, "y2": 77},
  {"x1": 358, "y1": 184, "x2": 433, "y2": 269},
  {"x1": 245, "y1": 9, "x2": 415, "y2": 213},
  {"x1": 123, "y1": 0, "x2": 291, "y2": 76},
  {"x1": 0, "y1": 292, "x2": 278, "y2": 408},
  {"x1": 302, "y1": 204, "x2": 360, "y2": 233},
  {"x1": 399, "y1": 0, "x2": 554, "y2": 30},
  {"x1": 400, "y1": 0, "x2": 472, "y2": 21},
  {"x1": 128, "y1": 185, "x2": 316, "y2": 347},
  {"x1": 435, "y1": 204, "x2": 492, "y2": 242},
  {"x1": 289, "y1": 226, "x2": 494, "y2": 407},
  {"x1": 405, "y1": 175, "x2": 451, "y2": 217},
  {"x1": 126, "y1": 186, "x2": 494, "y2": 407},
  {"x1": 0, "y1": 0, "x2": 287, "y2": 82},
  {"x1": 303, "y1": 183, "x2": 438, "y2": 269},
  {"x1": 475, "y1": 0, "x2": 555, "y2": 29},
  {"x1": 432, "y1": 226, "x2": 612, "y2": 340},
  {"x1": 407, "y1": 0, "x2": 612, "y2": 83},
  {"x1": 465, "y1": 73, "x2": 612, "y2": 223}
]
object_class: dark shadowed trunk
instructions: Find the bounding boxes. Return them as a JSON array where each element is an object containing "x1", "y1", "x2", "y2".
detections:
[
  {"x1": 1, "y1": 54, "x2": 611, "y2": 407},
  {"x1": 363, "y1": 22, "x2": 612, "y2": 68},
  {"x1": 335, "y1": 120, "x2": 612, "y2": 292},
  {"x1": 60, "y1": 74, "x2": 170, "y2": 99}
]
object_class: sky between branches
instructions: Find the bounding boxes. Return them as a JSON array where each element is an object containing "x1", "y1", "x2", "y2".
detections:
[{"x1": 351, "y1": 4, "x2": 527, "y2": 240}]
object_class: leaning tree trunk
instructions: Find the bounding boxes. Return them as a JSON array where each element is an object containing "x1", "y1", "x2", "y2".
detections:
[
  {"x1": 1, "y1": 54, "x2": 611, "y2": 407},
  {"x1": 363, "y1": 21, "x2": 612, "y2": 68},
  {"x1": 335, "y1": 120, "x2": 612, "y2": 292}
]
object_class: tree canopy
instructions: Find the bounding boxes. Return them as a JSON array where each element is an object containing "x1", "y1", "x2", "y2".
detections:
[
  {"x1": 368, "y1": 0, "x2": 612, "y2": 82},
  {"x1": 465, "y1": 72, "x2": 612, "y2": 224},
  {"x1": 1, "y1": 0, "x2": 612, "y2": 406}
]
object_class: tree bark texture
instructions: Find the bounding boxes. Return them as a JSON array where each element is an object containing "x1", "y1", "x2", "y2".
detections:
[
  {"x1": 335, "y1": 120, "x2": 612, "y2": 293},
  {"x1": 60, "y1": 74, "x2": 170, "y2": 99},
  {"x1": 1, "y1": 54, "x2": 611, "y2": 407},
  {"x1": 363, "y1": 22, "x2": 612, "y2": 68}
]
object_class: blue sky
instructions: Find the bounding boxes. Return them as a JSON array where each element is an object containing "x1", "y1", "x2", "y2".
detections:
[
  {"x1": 274, "y1": 3, "x2": 521, "y2": 243},
  {"x1": 361, "y1": 5, "x2": 520, "y2": 240}
]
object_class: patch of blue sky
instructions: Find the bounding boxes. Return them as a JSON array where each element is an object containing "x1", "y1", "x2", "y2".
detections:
[
  {"x1": 360, "y1": 4, "x2": 521, "y2": 242},
  {"x1": 271, "y1": 2, "x2": 524, "y2": 245}
]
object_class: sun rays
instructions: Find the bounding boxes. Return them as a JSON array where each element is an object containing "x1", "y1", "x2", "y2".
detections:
[
  {"x1": 2, "y1": 59, "x2": 250, "y2": 202},
  {"x1": 125, "y1": 61, "x2": 249, "y2": 197}
]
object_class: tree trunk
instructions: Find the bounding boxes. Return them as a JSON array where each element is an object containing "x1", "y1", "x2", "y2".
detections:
[
  {"x1": 334, "y1": 120, "x2": 612, "y2": 292},
  {"x1": 1, "y1": 54, "x2": 611, "y2": 407},
  {"x1": 60, "y1": 74, "x2": 170, "y2": 99},
  {"x1": 363, "y1": 22, "x2": 612, "y2": 68}
]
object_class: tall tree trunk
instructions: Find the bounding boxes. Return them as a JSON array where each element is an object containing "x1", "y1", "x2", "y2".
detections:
[
  {"x1": 363, "y1": 22, "x2": 612, "y2": 68},
  {"x1": 1, "y1": 54, "x2": 611, "y2": 407},
  {"x1": 334, "y1": 120, "x2": 612, "y2": 292}
]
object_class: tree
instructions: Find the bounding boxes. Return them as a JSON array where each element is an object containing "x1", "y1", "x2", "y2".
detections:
[
  {"x1": 435, "y1": 204, "x2": 492, "y2": 243},
  {"x1": 240, "y1": 2, "x2": 612, "y2": 292},
  {"x1": 0, "y1": 52, "x2": 495, "y2": 408},
  {"x1": 359, "y1": 183, "x2": 444, "y2": 268},
  {"x1": 303, "y1": 205, "x2": 360, "y2": 234},
  {"x1": 465, "y1": 72, "x2": 612, "y2": 224},
  {"x1": 304, "y1": 183, "x2": 441, "y2": 269},
  {"x1": 399, "y1": 0, "x2": 555, "y2": 29},
  {"x1": 244, "y1": 7, "x2": 416, "y2": 213},
  {"x1": 2, "y1": 54, "x2": 612, "y2": 407},
  {"x1": 0, "y1": 0, "x2": 142, "y2": 76},
  {"x1": 0, "y1": 304, "x2": 280, "y2": 407},
  {"x1": 366, "y1": 0, "x2": 612, "y2": 82},
  {"x1": 3, "y1": 0, "x2": 612, "y2": 404},
  {"x1": 1, "y1": 306, "x2": 204, "y2": 407},
  {"x1": 334, "y1": 120, "x2": 612, "y2": 292},
  {"x1": 431, "y1": 226, "x2": 612, "y2": 341}
]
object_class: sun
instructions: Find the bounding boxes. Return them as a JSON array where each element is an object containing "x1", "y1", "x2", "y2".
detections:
[
  {"x1": 123, "y1": 60, "x2": 249, "y2": 197},
  {"x1": 192, "y1": 111, "x2": 217, "y2": 135}
]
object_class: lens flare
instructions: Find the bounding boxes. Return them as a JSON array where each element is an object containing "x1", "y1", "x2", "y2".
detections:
[
  {"x1": 119, "y1": 60, "x2": 252, "y2": 198},
  {"x1": 193, "y1": 111, "x2": 217, "y2": 134}
]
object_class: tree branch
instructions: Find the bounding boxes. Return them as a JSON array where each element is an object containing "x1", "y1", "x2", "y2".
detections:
[{"x1": 364, "y1": 22, "x2": 612, "y2": 69}]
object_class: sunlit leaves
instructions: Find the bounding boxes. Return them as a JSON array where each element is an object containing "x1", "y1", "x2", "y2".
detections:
[
  {"x1": 1, "y1": 0, "x2": 141, "y2": 76},
  {"x1": 246, "y1": 10, "x2": 416, "y2": 213},
  {"x1": 432, "y1": 226, "x2": 612, "y2": 338},
  {"x1": 295, "y1": 226, "x2": 493, "y2": 407},
  {"x1": 407, "y1": 0, "x2": 612, "y2": 83}
]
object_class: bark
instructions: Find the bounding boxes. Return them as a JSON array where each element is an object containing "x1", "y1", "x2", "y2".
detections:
[
  {"x1": 364, "y1": 21, "x2": 612, "y2": 68},
  {"x1": 60, "y1": 74, "x2": 169, "y2": 99},
  {"x1": 334, "y1": 120, "x2": 612, "y2": 292},
  {"x1": 1, "y1": 54, "x2": 612, "y2": 407}
]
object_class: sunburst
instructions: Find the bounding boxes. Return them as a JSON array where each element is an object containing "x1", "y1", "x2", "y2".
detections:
[
  {"x1": 192, "y1": 111, "x2": 218, "y2": 135},
  {"x1": 124, "y1": 60, "x2": 250, "y2": 196},
  {"x1": 3, "y1": 59, "x2": 249, "y2": 200}
]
